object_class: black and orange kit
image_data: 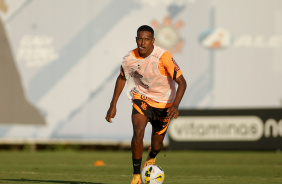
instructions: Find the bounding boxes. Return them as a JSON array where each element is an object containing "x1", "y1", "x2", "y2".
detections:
[{"x1": 132, "y1": 99, "x2": 171, "y2": 135}]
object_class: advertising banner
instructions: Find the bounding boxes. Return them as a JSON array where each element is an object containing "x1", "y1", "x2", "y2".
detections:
[{"x1": 169, "y1": 109, "x2": 282, "y2": 150}]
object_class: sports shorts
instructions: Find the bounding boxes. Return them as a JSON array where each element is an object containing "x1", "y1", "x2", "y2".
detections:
[{"x1": 132, "y1": 99, "x2": 171, "y2": 135}]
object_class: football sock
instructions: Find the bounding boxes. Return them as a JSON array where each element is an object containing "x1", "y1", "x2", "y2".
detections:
[
  {"x1": 133, "y1": 158, "x2": 142, "y2": 174},
  {"x1": 149, "y1": 151, "x2": 157, "y2": 159}
]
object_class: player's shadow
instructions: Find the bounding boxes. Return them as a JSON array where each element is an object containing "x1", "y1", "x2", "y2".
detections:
[{"x1": 0, "y1": 179, "x2": 104, "y2": 184}]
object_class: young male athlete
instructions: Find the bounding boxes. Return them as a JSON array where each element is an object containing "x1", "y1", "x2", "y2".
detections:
[{"x1": 105, "y1": 25, "x2": 186, "y2": 184}]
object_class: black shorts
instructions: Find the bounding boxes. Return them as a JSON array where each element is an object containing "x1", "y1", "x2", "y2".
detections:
[{"x1": 132, "y1": 99, "x2": 171, "y2": 135}]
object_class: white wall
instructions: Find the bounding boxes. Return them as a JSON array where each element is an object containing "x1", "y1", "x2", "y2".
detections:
[{"x1": 0, "y1": 0, "x2": 281, "y2": 142}]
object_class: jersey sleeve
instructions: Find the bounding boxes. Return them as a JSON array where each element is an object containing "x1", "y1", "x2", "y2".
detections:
[{"x1": 159, "y1": 51, "x2": 183, "y2": 80}]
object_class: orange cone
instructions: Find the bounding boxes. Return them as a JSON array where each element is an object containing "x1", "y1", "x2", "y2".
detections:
[{"x1": 93, "y1": 160, "x2": 105, "y2": 166}]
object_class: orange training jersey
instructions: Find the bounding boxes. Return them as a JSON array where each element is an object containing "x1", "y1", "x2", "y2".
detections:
[{"x1": 121, "y1": 46, "x2": 183, "y2": 108}]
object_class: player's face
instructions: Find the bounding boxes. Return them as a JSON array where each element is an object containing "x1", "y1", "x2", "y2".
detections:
[{"x1": 136, "y1": 31, "x2": 155, "y2": 58}]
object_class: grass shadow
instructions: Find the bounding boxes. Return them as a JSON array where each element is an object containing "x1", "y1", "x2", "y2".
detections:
[{"x1": 0, "y1": 179, "x2": 104, "y2": 184}]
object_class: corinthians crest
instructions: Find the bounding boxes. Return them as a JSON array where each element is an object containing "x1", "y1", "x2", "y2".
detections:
[{"x1": 151, "y1": 16, "x2": 184, "y2": 54}]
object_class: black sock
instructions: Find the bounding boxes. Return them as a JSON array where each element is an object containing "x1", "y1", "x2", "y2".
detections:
[
  {"x1": 149, "y1": 151, "x2": 158, "y2": 158},
  {"x1": 133, "y1": 158, "x2": 142, "y2": 174}
]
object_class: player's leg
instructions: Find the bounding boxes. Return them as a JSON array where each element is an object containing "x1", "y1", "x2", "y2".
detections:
[
  {"x1": 142, "y1": 131, "x2": 166, "y2": 168},
  {"x1": 132, "y1": 113, "x2": 149, "y2": 161},
  {"x1": 143, "y1": 107, "x2": 170, "y2": 168},
  {"x1": 131, "y1": 113, "x2": 149, "y2": 184},
  {"x1": 150, "y1": 130, "x2": 166, "y2": 157}
]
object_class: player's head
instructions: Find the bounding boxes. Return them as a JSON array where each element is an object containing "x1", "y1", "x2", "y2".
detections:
[
  {"x1": 136, "y1": 25, "x2": 155, "y2": 58},
  {"x1": 137, "y1": 25, "x2": 154, "y2": 38}
]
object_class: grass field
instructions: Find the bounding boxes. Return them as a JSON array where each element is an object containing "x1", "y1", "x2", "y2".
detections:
[{"x1": 0, "y1": 150, "x2": 281, "y2": 184}]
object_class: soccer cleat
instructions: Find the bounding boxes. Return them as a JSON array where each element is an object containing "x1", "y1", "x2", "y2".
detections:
[
  {"x1": 130, "y1": 174, "x2": 142, "y2": 184},
  {"x1": 142, "y1": 147, "x2": 156, "y2": 169}
]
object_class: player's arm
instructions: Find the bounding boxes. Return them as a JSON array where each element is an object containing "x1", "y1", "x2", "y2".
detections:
[
  {"x1": 167, "y1": 74, "x2": 186, "y2": 119},
  {"x1": 105, "y1": 67, "x2": 126, "y2": 123}
]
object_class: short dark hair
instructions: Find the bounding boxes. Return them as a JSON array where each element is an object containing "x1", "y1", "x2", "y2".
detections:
[{"x1": 137, "y1": 25, "x2": 154, "y2": 37}]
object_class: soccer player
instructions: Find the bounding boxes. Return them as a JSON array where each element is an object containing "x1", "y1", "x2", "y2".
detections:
[{"x1": 105, "y1": 25, "x2": 187, "y2": 184}]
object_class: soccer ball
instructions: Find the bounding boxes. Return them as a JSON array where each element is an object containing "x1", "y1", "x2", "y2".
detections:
[{"x1": 141, "y1": 165, "x2": 165, "y2": 184}]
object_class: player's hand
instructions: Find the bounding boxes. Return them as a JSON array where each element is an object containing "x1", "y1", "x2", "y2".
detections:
[
  {"x1": 167, "y1": 105, "x2": 179, "y2": 119},
  {"x1": 105, "y1": 106, "x2": 116, "y2": 123}
]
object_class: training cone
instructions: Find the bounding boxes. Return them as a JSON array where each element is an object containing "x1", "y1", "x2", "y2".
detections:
[{"x1": 93, "y1": 160, "x2": 105, "y2": 166}]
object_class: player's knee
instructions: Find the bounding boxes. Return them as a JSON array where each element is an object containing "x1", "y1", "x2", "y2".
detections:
[{"x1": 133, "y1": 129, "x2": 145, "y2": 141}]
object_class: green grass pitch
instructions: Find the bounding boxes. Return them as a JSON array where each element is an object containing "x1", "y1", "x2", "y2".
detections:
[{"x1": 0, "y1": 150, "x2": 281, "y2": 184}]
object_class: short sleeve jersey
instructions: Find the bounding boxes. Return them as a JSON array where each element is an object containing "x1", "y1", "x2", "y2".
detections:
[{"x1": 121, "y1": 46, "x2": 183, "y2": 108}]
